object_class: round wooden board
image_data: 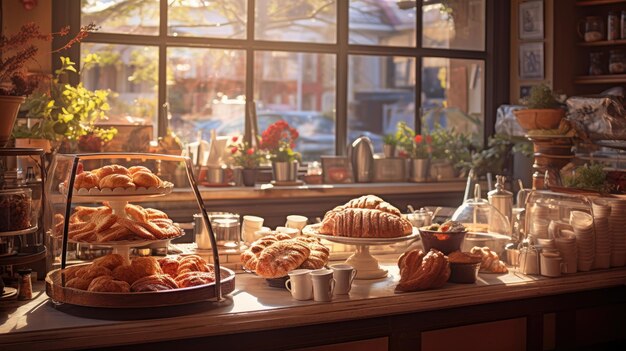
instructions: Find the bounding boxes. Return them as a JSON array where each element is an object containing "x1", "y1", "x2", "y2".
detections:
[{"x1": 45, "y1": 264, "x2": 235, "y2": 308}]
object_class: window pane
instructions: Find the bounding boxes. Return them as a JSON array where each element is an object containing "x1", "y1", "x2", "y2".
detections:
[
  {"x1": 255, "y1": 0, "x2": 336, "y2": 43},
  {"x1": 422, "y1": 0, "x2": 485, "y2": 51},
  {"x1": 254, "y1": 51, "x2": 336, "y2": 162},
  {"x1": 349, "y1": 0, "x2": 416, "y2": 47},
  {"x1": 167, "y1": 48, "x2": 246, "y2": 145},
  {"x1": 348, "y1": 55, "x2": 415, "y2": 153},
  {"x1": 421, "y1": 57, "x2": 484, "y2": 141},
  {"x1": 81, "y1": 0, "x2": 159, "y2": 35},
  {"x1": 81, "y1": 43, "x2": 159, "y2": 145},
  {"x1": 168, "y1": 0, "x2": 247, "y2": 39}
]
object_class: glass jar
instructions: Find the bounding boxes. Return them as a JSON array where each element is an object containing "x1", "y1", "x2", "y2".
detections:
[
  {"x1": 609, "y1": 50, "x2": 626, "y2": 74},
  {"x1": 0, "y1": 188, "x2": 32, "y2": 232},
  {"x1": 17, "y1": 268, "x2": 33, "y2": 300},
  {"x1": 608, "y1": 11, "x2": 619, "y2": 41},
  {"x1": 579, "y1": 16, "x2": 604, "y2": 42},
  {"x1": 589, "y1": 52, "x2": 604, "y2": 75}
]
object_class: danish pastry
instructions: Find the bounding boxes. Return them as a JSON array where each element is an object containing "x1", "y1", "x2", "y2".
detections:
[
  {"x1": 255, "y1": 240, "x2": 310, "y2": 278},
  {"x1": 131, "y1": 274, "x2": 178, "y2": 292},
  {"x1": 396, "y1": 249, "x2": 450, "y2": 292},
  {"x1": 240, "y1": 234, "x2": 289, "y2": 271},
  {"x1": 177, "y1": 255, "x2": 212, "y2": 275},
  {"x1": 87, "y1": 275, "x2": 131, "y2": 293},
  {"x1": 125, "y1": 204, "x2": 148, "y2": 223},
  {"x1": 73, "y1": 171, "x2": 99, "y2": 190},
  {"x1": 470, "y1": 246, "x2": 508, "y2": 273},
  {"x1": 296, "y1": 237, "x2": 330, "y2": 270},
  {"x1": 95, "y1": 165, "x2": 131, "y2": 180},
  {"x1": 132, "y1": 171, "x2": 161, "y2": 188}
]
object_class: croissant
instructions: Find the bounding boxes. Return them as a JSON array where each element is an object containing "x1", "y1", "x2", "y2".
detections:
[
  {"x1": 240, "y1": 234, "x2": 290, "y2": 271},
  {"x1": 470, "y1": 246, "x2": 508, "y2": 273},
  {"x1": 99, "y1": 174, "x2": 135, "y2": 189},
  {"x1": 92, "y1": 253, "x2": 126, "y2": 271},
  {"x1": 255, "y1": 240, "x2": 310, "y2": 278},
  {"x1": 128, "y1": 165, "x2": 152, "y2": 175},
  {"x1": 88, "y1": 276, "x2": 131, "y2": 293},
  {"x1": 157, "y1": 257, "x2": 180, "y2": 277},
  {"x1": 95, "y1": 165, "x2": 131, "y2": 180},
  {"x1": 320, "y1": 208, "x2": 412, "y2": 238},
  {"x1": 296, "y1": 237, "x2": 330, "y2": 270},
  {"x1": 396, "y1": 249, "x2": 450, "y2": 292},
  {"x1": 132, "y1": 171, "x2": 161, "y2": 188},
  {"x1": 175, "y1": 271, "x2": 216, "y2": 288},
  {"x1": 112, "y1": 257, "x2": 162, "y2": 284},
  {"x1": 131, "y1": 274, "x2": 178, "y2": 292},
  {"x1": 73, "y1": 171, "x2": 99, "y2": 190}
]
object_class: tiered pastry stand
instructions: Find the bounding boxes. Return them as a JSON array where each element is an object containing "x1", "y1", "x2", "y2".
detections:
[
  {"x1": 303, "y1": 224, "x2": 419, "y2": 279},
  {"x1": 45, "y1": 153, "x2": 235, "y2": 307},
  {"x1": 0, "y1": 148, "x2": 47, "y2": 268}
]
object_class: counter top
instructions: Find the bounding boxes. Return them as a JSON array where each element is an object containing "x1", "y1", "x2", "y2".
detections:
[{"x1": 1, "y1": 256, "x2": 625, "y2": 351}]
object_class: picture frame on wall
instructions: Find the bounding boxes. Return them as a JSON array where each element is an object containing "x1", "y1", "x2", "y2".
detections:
[
  {"x1": 519, "y1": 1, "x2": 544, "y2": 40},
  {"x1": 519, "y1": 42, "x2": 544, "y2": 80}
]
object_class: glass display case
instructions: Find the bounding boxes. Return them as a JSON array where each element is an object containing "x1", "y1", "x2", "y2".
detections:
[{"x1": 44, "y1": 152, "x2": 234, "y2": 307}]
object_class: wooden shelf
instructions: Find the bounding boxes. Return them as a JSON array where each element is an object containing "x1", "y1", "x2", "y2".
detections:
[
  {"x1": 578, "y1": 39, "x2": 626, "y2": 47},
  {"x1": 575, "y1": 74, "x2": 626, "y2": 84},
  {"x1": 576, "y1": 0, "x2": 626, "y2": 6}
]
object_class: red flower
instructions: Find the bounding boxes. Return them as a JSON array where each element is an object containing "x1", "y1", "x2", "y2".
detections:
[
  {"x1": 230, "y1": 146, "x2": 238, "y2": 154},
  {"x1": 398, "y1": 150, "x2": 408, "y2": 158},
  {"x1": 414, "y1": 135, "x2": 423, "y2": 144},
  {"x1": 231, "y1": 136, "x2": 238, "y2": 142},
  {"x1": 246, "y1": 148, "x2": 255, "y2": 155},
  {"x1": 425, "y1": 135, "x2": 432, "y2": 144}
]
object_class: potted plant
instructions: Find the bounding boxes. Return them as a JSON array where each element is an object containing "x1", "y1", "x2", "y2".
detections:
[
  {"x1": 0, "y1": 22, "x2": 96, "y2": 147},
  {"x1": 429, "y1": 126, "x2": 473, "y2": 180},
  {"x1": 395, "y1": 121, "x2": 432, "y2": 182},
  {"x1": 13, "y1": 56, "x2": 115, "y2": 153},
  {"x1": 260, "y1": 120, "x2": 301, "y2": 182},
  {"x1": 228, "y1": 136, "x2": 264, "y2": 186},
  {"x1": 382, "y1": 134, "x2": 397, "y2": 158},
  {"x1": 514, "y1": 84, "x2": 565, "y2": 131}
]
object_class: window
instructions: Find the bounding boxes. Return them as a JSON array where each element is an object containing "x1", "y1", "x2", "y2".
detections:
[{"x1": 55, "y1": 0, "x2": 506, "y2": 162}]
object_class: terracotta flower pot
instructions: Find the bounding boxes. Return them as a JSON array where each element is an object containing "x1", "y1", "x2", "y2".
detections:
[
  {"x1": 0, "y1": 96, "x2": 25, "y2": 147},
  {"x1": 513, "y1": 109, "x2": 564, "y2": 131}
]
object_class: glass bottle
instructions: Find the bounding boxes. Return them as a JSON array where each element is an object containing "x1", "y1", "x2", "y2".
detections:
[
  {"x1": 609, "y1": 50, "x2": 626, "y2": 74},
  {"x1": 17, "y1": 268, "x2": 33, "y2": 300},
  {"x1": 580, "y1": 16, "x2": 604, "y2": 42},
  {"x1": 621, "y1": 11, "x2": 626, "y2": 39},
  {"x1": 608, "y1": 11, "x2": 619, "y2": 41}
]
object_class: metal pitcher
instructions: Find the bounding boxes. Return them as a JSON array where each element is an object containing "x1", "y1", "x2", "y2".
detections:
[{"x1": 348, "y1": 136, "x2": 374, "y2": 183}]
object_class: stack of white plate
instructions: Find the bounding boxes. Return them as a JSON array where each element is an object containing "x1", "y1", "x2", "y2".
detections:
[
  {"x1": 555, "y1": 229, "x2": 577, "y2": 274},
  {"x1": 570, "y1": 211, "x2": 595, "y2": 272},
  {"x1": 592, "y1": 199, "x2": 612, "y2": 269},
  {"x1": 607, "y1": 199, "x2": 626, "y2": 267}
]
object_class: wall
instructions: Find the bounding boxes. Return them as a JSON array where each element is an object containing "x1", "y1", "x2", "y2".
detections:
[{"x1": 2, "y1": 0, "x2": 52, "y2": 74}]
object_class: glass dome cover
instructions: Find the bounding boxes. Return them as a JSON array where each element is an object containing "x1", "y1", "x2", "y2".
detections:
[{"x1": 452, "y1": 184, "x2": 512, "y2": 236}]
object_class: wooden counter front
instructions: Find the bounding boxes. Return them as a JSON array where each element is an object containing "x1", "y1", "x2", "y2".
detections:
[{"x1": 1, "y1": 257, "x2": 626, "y2": 351}]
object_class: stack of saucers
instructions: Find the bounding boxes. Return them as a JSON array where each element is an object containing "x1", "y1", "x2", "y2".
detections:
[
  {"x1": 554, "y1": 229, "x2": 577, "y2": 274},
  {"x1": 592, "y1": 199, "x2": 612, "y2": 269},
  {"x1": 607, "y1": 199, "x2": 626, "y2": 267},
  {"x1": 570, "y1": 211, "x2": 595, "y2": 272}
]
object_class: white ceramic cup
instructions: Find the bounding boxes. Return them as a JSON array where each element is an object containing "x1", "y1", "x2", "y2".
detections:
[
  {"x1": 310, "y1": 268, "x2": 335, "y2": 302},
  {"x1": 285, "y1": 269, "x2": 313, "y2": 301},
  {"x1": 330, "y1": 264, "x2": 357, "y2": 295},
  {"x1": 276, "y1": 226, "x2": 299, "y2": 238},
  {"x1": 285, "y1": 215, "x2": 308, "y2": 232},
  {"x1": 242, "y1": 215, "x2": 264, "y2": 243},
  {"x1": 540, "y1": 252, "x2": 565, "y2": 277}
]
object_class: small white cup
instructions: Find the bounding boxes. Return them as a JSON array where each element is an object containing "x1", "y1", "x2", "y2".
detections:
[
  {"x1": 540, "y1": 252, "x2": 564, "y2": 277},
  {"x1": 276, "y1": 226, "x2": 299, "y2": 238},
  {"x1": 330, "y1": 264, "x2": 357, "y2": 295},
  {"x1": 242, "y1": 215, "x2": 264, "y2": 243},
  {"x1": 285, "y1": 215, "x2": 308, "y2": 232},
  {"x1": 310, "y1": 268, "x2": 335, "y2": 302},
  {"x1": 285, "y1": 269, "x2": 313, "y2": 301}
]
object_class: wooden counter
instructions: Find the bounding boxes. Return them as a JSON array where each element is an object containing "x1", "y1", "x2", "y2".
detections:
[{"x1": 1, "y1": 257, "x2": 626, "y2": 351}]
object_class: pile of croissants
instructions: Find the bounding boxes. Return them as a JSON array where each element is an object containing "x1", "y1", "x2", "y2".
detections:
[
  {"x1": 396, "y1": 246, "x2": 508, "y2": 292},
  {"x1": 62, "y1": 254, "x2": 216, "y2": 293},
  {"x1": 67, "y1": 164, "x2": 165, "y2": 191}
]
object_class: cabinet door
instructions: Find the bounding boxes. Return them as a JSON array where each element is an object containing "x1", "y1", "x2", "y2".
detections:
[
  {"x1": 290, "y1": 337, "x2": 388, "y2": 351},
  {"x1": 422, "y1": 318, "x2": 526, "y2": 351}
]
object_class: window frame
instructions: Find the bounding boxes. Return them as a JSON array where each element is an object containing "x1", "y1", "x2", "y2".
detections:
[{"x1": 52, "y1": 0, "x2": 509, "y2": 153}]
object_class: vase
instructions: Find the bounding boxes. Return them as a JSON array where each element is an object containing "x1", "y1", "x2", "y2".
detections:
[
  {"x1": 383, "y1": 144, "x2": 396, "y2": 158},
  {"x1": 272, "y1": 161, "x2": 298, "y2": 182},
  {"x1": 0, "y1": 96, "x2": 25, "y2": 147},
  {"x1": 410, "y1": 158, "x2": 430, "y2": 182},
  {"x1": 242, "y1": 168, "x2": 257, "y2": 186}
]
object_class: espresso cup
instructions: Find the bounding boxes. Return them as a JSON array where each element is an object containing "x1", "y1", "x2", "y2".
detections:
[
  {"x1": 285, "y1": 215, "x2": 308, "y2": 233},
  {"x1": 285, "y1": 269, "x2": 313, "y2": 301},
  {"x1": 330, "y1": 264, "x2": 357, "y2": 295},
  {"x1": 310, "y1": 269, "x2": 335, "y2": 302},
  {"x1": 540, "y1": 252, "x2": 564, "y2": 277}
]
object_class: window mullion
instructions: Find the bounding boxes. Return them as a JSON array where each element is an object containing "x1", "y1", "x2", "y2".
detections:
[
  {"x1": 245, "y1": 0, "x2": 256, "y2": 145},
  {"x1": 157, "y1": 0, "x2": 168, "y2": 138},
  {"x1": 335, "y1": 0, "x2": 349, "y2": 156},
  {"x1": 415, "y1": 0, "x2": 424, "y2": 133}
]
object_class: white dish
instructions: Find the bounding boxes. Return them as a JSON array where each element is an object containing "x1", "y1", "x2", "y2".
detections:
[
  {"x1": 302, "y1": 224, "x2": 419, "y2": 245},
  {"x1": 59, "y1": 182, "x2": 173, "y2": 198}
]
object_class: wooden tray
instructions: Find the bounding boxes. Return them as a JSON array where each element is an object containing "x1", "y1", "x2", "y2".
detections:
[{"x1": 45, "y1": 264, "x2": 235, "y2": 308}]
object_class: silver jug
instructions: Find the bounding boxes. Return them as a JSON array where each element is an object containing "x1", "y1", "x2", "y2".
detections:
[
  {"x1": 348, "y1": 136, "x2": 374, "y2": 183},
  {"x1": 488, "y1": 175, "x2": 513, "y2": 226}
]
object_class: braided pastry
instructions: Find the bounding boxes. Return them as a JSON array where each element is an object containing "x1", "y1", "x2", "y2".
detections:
[
  {"x1": 73, "y1": 171, "x2": 99, "y2": 190},
  {"x1": 177, "y1": 255, "x2": 212, "y2": 275},
  {"x1": 131, "y1": 274, "x2": 178, "y2": 292},
  {"x1": 88, "y1": 275, "x2": 131, "y2": 293},
  {"x1": 296, "y1": 237, "x2": 330, "y2": 270},
  {"x1": 470, "y1": 246, "x2": 508, "y2": 273},
  {"x1": 396, "y1": 249, "x2": 450, "y2": 292},
  {"x1": 132, "y1": 171, "x2": 161, "y2": 188},
  {"x1": 99, "y1": 174, "x2": 135, "y2": 189},
  {"x1": 255, "y1": 240, "x2": 310, "y2": 278},
  {"x1": 95, "y1": 165, "x2": 131, "y2": 180},
  {"x1": 240, "y1": 234, "x2": 290, "y2": 271},
  {"x1": 321, "y1": 207, "x2": 412, "y2": 238}
]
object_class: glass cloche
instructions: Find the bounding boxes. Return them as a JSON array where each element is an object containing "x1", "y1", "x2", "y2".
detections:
[{"x1": 451, "y1": 184, "x2": 512, "y2": 255}]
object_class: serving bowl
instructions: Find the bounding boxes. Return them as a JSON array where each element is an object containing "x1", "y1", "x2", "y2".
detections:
[{"x1": 418, "y1": 227, "x2": 467, "y2": 255}]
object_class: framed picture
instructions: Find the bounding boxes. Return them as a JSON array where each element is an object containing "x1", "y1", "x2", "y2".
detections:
[
  {"x1": 321, "y1": 156, "x2": 353, "y2": 184},
  {"x1": 519, "y1": 42, "x2": 544, "y2": 80},
  {"x1": 519, "y1": 1, "x2": 544, "y2": 40}
]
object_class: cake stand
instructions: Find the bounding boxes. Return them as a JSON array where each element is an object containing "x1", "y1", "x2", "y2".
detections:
[{"x1": 302, "y1": 224, "x2": 419, "y2": 279}]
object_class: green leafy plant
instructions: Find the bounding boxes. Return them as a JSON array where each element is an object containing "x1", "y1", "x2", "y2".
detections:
[
  {"x1": 563, "y1": 163, "x2": 611, "y2": 193},
  {"x1": 228, "y1": 136, "x2": 264, "y2": 169},
  {"x1": 383, "y1": 134, "x2": 397, "y2": 146},
  {"x1": 395, "y1": 121, "x2": 432, "y2": 159},
  {"x1": 13, "y1": 56, "x2": 116, "y2": 143},
  {"x1": 521, "y1": 84, "x2": 561, "y2": 109},
  {"x1": 429, "y1": 126, "x2": 475, "y2": 170}
]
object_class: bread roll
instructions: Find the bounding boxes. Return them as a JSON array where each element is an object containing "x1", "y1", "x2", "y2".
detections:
[{"x1": 255, "y1": 240, "x2": 310, "y2": 278}]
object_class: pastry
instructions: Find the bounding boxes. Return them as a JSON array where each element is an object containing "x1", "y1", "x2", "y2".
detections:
[
  {"x1": 73, "y1": 171, "x2": 99, "y2": 190},
  {"x1": 79, "y1": 265, "x2": 112, "y2": 281},
  {"x1": 255, "y1": 240, "x2": 310, "y2": 278},
  {"x1": 128, "y1": 165, "x2": 151, "y2": 175},
  {"x1": 61, "y1": 265, "x2": 84, "y2": 281},
  {"x1": 320, "y1": 207, "x2": 412, "y2": 238},
  {"x1": 125, "y1": 204, "x2": 148, "y2": 223},
  {"x1": 99, "y1": 174, "x2": 135, "y2": 189},
  {"x1": 92, "y1": 253, "x2": 126, "y2": 271},
  {"x1": 448, "y1": 251, "x2": 482, "y2": 264},
  {"x1": 132, "y1": 171, "x2": 161, "y2": 188},
  {"x1": 96, "y1": 225, "x2": 131, "y2": 242},
  {"x1": 396, "y1": 249, "x2": 450, "y2": 292},
  {"x1": 175, "y1": 271, "x2": 216, "y2": 288},
  {"x1": 112, "y1": 256, "x2": 162, "y2": 285},
  {"x1": 296, "y1": 237, "x2": 330, "y2": 270},
  {"x1": 87, "y1": 275, "x2": 131, "y2": 293},
  {"x1": 157, "y1": 257, "x2": 180, "y2": 277},
  {"x1": 146, "y1": 208, "x2": 169, "y2": 220},
  {"x1": 338, "y1": 195, "x2": 402, "y2": 217},
  {"x1": 240, "y1": 234, "x2": 289, "y2": 271},
  {"x1": 117, "y1": 217, "x2": 156, "y2": 240},
  {"x1": 177, "y1": 255, "x2": 212, "y2": 275},
  {"x1": 137, "y1": 220, "x2": 181, "y2": 239},
  {"x1": 131, "y1": 274, "x2": 178, "y2": 292},
  {"x1": 94, "y1": 165, "x2": 131, "y2": 180},
  {"x1": 470, "y1": 246, "x2": 508, "y2": 273},
  {"x1": 66, "y1": 277, "x2": 92, "y2": 290}
]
